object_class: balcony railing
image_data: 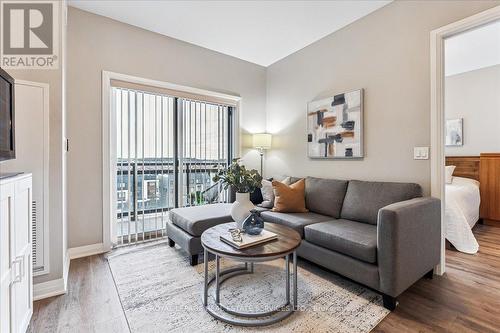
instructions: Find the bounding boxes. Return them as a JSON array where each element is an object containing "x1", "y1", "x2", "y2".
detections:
[{"x1": 116, "y1": 158, "x2": 227, "y2": 244}]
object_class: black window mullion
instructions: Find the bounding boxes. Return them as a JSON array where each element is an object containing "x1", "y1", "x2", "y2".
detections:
[
  {"x1": 227, "y1": 106, "x2": 233, "y2": 164},
  {"x1": 173, "y1": 97, "x2": 179, "y2": 208}
]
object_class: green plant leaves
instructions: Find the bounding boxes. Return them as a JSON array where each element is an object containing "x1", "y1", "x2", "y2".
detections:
[{"x1": 212, "y1": 158, "x2": 263, "y2": 193}]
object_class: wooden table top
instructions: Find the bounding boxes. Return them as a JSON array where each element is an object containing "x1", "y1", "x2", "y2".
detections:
[{"x1": 201, "y1": 222, "x2": 301, "y2": 259}]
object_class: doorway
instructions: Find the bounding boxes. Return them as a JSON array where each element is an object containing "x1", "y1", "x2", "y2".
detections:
[{"x1": 430, "y1": 5, "x2": 500, "y2": 274}]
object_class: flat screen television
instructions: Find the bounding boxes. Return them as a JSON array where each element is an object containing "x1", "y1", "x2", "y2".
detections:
[{"x1": 0, "y1": 67, "x2": 15, "y2": 161}]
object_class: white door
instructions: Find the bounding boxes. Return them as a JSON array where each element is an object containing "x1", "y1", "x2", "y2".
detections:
[
  {"x1": 12, "y1": 177, "x2": 33, "y2": 333},
  {"x1": 2, "y1": 81, "x2": 49, "y2": 275},
  {"x1": 0, "y1": 183, "x2": 14, "y2": 333}
]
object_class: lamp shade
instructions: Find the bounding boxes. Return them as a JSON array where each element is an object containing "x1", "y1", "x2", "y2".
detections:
[{"x1": 252, "y1": 133, "x2": 272, "y2": 149}]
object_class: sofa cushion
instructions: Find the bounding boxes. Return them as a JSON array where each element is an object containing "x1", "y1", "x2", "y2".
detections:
[
  {"x1": 249, "y1": 187, "x2": 264, "y2": 205},
  {"x1": 253, "y1": 206, "x2": 270, "y2": 213},
  {"x1": 340, "y1": 180, "x2": 422, "y2": 225},
  {"x1": 305, "y1": 177, "x2": 348, "y2": 218},
  {"x1": 304, "y1": 219, "x2": 377, "y2": 264},
  {"x1": 229, "y1": 178, "x2": 274, "y2": 205},
  {"x1": 261, "y1": 211, "x2": 331, "y2": 237},
  {"x1": 272, "y1": 178, "x2": 308, "y2": 213},
  {"x1": 169, "y1": 203, "x2": 233, "y2": 237}
]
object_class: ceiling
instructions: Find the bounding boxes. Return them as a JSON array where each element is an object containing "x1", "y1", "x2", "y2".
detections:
[
  {"x1": 445, "y1": 20, "x2": 500, "y2": 76},
  {"x1": 68, "y1": 0, "x2": 391, "y2": 67}
]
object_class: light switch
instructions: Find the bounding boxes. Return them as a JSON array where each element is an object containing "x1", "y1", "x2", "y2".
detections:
[{"x1": 414, "y1": 147, "x2": 429, "y2": 160}]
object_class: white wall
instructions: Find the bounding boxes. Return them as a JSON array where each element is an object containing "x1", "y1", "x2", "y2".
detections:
[
  {"x1": 265, "y1": 0, "x2": 499, "y2": 195},
  {"x1": 3, "y1": 1, "x2": 68, "y2": 285},
  {"x1": 445, "y1": 20, "x2": 500, "y2": 76},
  {"x1": 445, "y1": 65, "x2": 500, "y2": 156},
  {"x1": 67, "y1": 1, "x2": 499, "y2": 251},
  {"x1": 67, "y1": 7, "x2": 267, "y2": 248}
]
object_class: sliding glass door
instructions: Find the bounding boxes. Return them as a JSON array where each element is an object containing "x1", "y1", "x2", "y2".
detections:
[
  {"x1": 179, "y1": 99, "x2": 232, "y2": 207},
  {"x1": 112, "y1": 87, "x2": 232, "y2": 245}
]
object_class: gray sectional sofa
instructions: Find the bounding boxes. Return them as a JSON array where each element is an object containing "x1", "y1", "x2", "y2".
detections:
[{"x1": 167, "y1": 177, "x2": 441, "y2": 310}]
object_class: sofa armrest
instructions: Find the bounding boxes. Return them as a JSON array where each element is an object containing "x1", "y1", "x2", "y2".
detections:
[{"x1": 377, "y1": 197, "x2": 441, "y2": 297}]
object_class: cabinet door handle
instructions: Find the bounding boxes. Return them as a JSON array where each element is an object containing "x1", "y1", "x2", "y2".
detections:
[
  {"x1": 11, "y1": 256, "x2": 23, "y2": 284},
  {"x1": 19, "y1": 255, "x2": 25, "y2": 278}
]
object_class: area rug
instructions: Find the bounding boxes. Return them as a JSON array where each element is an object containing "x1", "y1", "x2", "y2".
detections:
[{"x1": 107, "y1": 241, "x2": 389, "y2": 333}]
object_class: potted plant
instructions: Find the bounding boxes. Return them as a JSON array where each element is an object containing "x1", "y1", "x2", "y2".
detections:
[{"x1": 213, "y1": 159, "x2": 263, "y2": 228}]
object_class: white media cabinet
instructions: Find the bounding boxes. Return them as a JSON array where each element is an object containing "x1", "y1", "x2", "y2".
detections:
[{"x1": 0, "y1": 173, "x2": 33, "y2": 333}]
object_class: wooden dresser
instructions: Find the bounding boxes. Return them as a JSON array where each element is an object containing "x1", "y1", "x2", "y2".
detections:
[{"x1": 479, "y1": 153, "x2": 500, "y2": 225}]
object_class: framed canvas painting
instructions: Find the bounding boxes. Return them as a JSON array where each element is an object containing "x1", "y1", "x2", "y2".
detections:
[
  {"x1": 307, "y1": 89, "x2": 363, "y2": 159},
  {"x1": 445, "y1": 118, "x2": 463, "y2": 146}
]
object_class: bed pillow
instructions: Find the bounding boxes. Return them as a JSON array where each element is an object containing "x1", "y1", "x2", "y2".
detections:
[{"x1": 445, "y1": 165, "x2": 456, "y2": 184}]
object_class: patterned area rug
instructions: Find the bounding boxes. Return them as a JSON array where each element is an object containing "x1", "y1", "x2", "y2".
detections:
[{"x1": 107, "y1": 241, "x2": 389, "y2": 333}]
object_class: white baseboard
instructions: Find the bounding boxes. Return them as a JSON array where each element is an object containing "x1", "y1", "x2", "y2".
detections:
[
  {"x1": 33, "y1": 250, "x2": 71, "y2": 301},
  {"x1": 33, "y1": 277, "x2": 66, "y2": 301},
  {"x1": 68, "y1": 242, "x2": 107, "y2": 260},
  {"x1": 34, "y1": 244, "x2": 107, "y2": 301},
  {"x1": 435, "y1": 263, "x2": 444, "y2": 276}
]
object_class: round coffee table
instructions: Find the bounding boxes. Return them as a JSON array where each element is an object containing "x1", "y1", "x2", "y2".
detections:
[{"x1": 201, "y1": 222, "x2": 301, "y2": 327}]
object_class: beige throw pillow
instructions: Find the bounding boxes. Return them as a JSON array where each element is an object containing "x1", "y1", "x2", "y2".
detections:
[{"x1": 272, "y1": 178, "x2": 308, "y2": 213}]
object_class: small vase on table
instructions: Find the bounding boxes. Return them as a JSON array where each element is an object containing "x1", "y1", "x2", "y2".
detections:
[{"x1": 231, "y1": 192, "x2": 255, "y2": 229}]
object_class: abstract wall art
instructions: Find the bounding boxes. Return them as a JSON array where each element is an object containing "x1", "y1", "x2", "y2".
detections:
[
  {"x1": 445, "y1": 118, "x2": 463, "y2": 146},
  {"x1": 307, "y1": 89, "x2": 363, "y2": 159}
]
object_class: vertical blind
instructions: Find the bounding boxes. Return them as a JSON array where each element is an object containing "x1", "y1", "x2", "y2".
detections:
[{"x1": 112, "y1": 84, "x2": 233, "y2": 246}]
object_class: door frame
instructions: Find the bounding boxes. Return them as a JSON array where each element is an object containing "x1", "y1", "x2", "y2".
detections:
[
  {"x1": 430, "y1": 5, "x2": 500, "y2": 275},
  {"x1": 101, "y1": 71, "x2": 241, "y2": 250}
]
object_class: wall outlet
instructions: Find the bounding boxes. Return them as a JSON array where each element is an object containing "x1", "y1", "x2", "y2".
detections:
[{"x1": 414, "y1": 147, "x2": 429, "y2": 160}]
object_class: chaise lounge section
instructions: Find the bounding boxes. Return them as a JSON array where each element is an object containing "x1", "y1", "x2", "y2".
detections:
[
  {"x1": 167, "y1": 177, "x2": 441, "y2": 310},
  {"x1": 166, "y1": 203, "x2": 233, "y2": 265}
]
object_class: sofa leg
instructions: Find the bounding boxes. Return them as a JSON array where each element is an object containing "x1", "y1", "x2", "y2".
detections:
[
  {"x1": 190, "y1": 254, "x2": 199, "y2": 266},
  {"x1": 425, "y1": 269, "x2": 434, "y2": 279},
  {"x1": 382, "y1": 294, "x2": 397, "y2": 311},
  {"x1": 168, "y1": 238, "x2": 175, "y2": 247}
]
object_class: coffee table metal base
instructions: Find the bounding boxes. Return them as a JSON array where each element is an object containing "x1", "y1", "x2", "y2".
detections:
[{"x1": 202, "y1": 249, "x2": 298, "y2": 327}]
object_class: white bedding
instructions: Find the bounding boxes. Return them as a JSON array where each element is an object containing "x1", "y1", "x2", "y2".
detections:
[{"x1": 445, "y1": 176, "x2": 480, "y2": 254}]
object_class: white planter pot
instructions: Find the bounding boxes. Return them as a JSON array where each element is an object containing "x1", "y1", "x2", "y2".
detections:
[{"x1": 231, "y1": 192, "x2": 255, "y2": 229}]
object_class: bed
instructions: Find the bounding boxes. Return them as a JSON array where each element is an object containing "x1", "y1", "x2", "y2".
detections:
[
  {"x1": 445, "y1": 156, "x2": 481, "y2": 254},
  {"x1": 445, "y1": 176, "x2": 480, "y2": 253}
]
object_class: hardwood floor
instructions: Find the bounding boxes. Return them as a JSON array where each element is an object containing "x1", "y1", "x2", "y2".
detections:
[
  {"x1": 28, "y1": 255, "x2": 129, "y2": 333},
  {"x1": 29, "y1": 225, "x2": 500, "y2": 333},
  {"x1": 374, "y1": 224, "x2": 500, "y2": 333}
]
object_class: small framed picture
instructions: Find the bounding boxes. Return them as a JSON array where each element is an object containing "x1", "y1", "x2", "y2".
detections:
[{"x1": 445, "y1": 118, "x2": 463, "y2": 147}]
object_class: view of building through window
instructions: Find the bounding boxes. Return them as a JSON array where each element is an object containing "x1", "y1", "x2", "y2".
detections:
[{"x1": 113, "y1": 87, "x2": 231, "y2": 244}]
